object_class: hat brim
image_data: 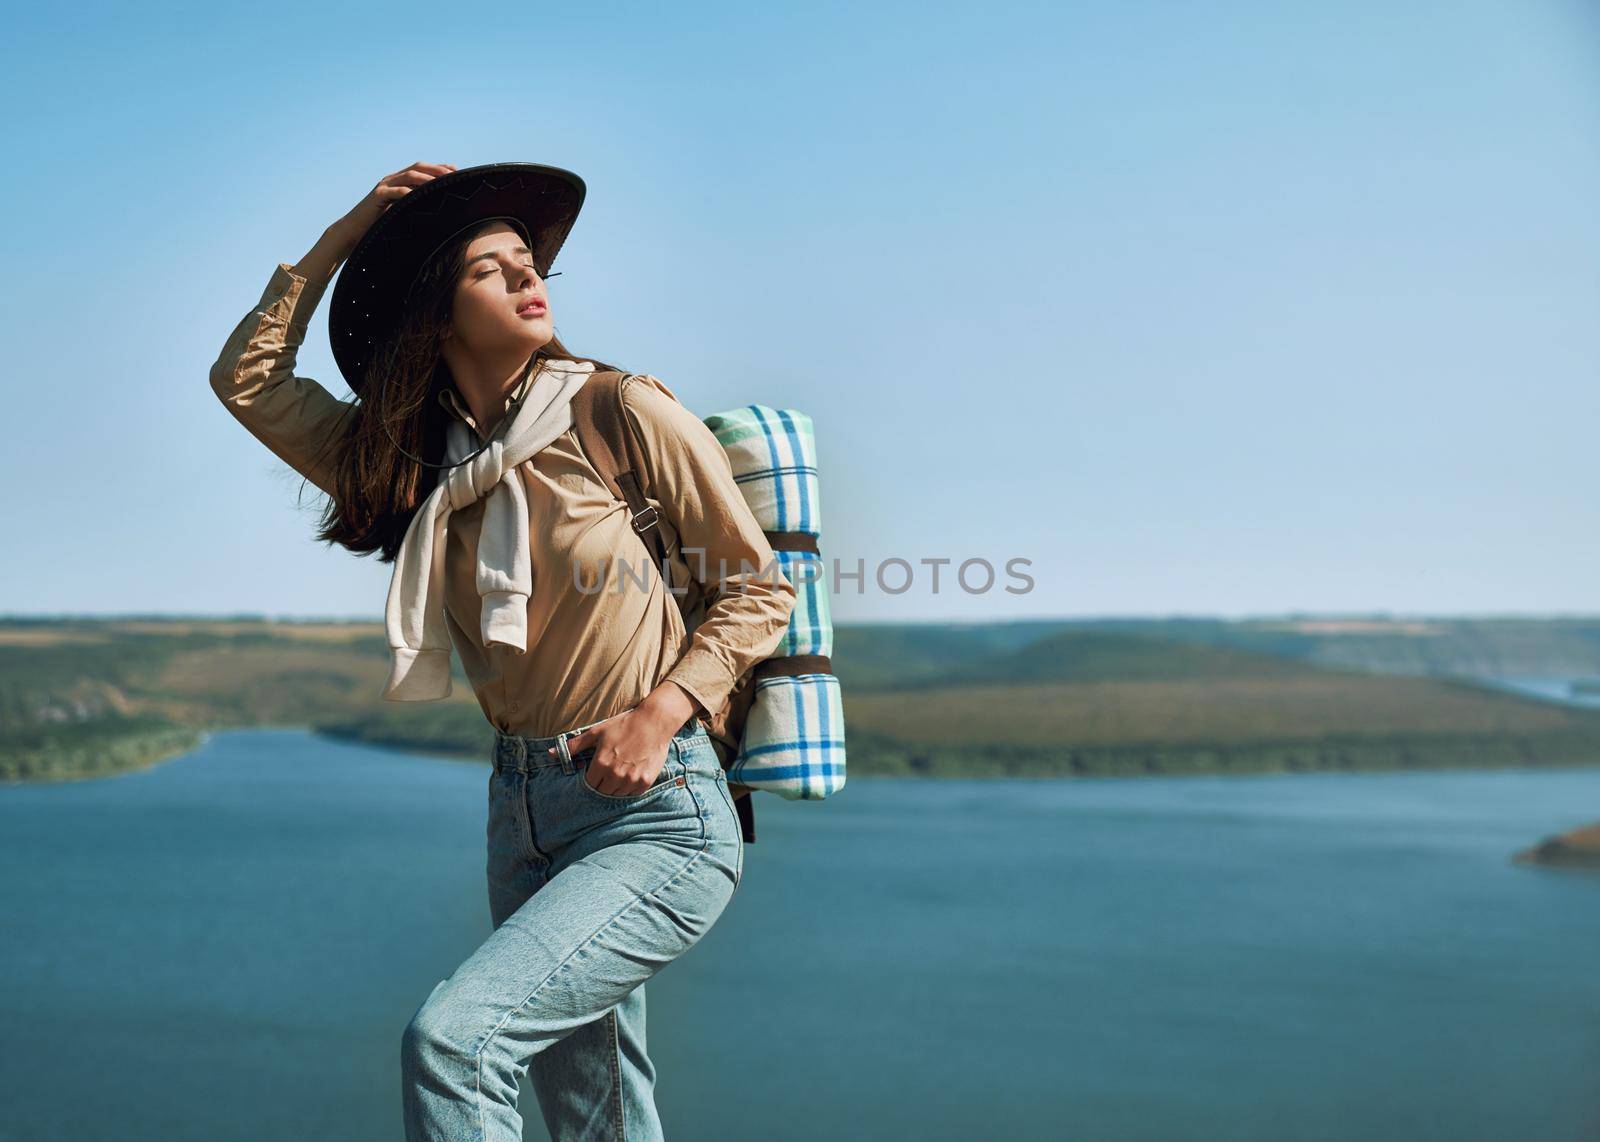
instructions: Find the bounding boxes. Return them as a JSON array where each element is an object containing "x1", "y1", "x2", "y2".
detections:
[{"x1": 328, "y1": 162, "x2": 586, "y2": 396}]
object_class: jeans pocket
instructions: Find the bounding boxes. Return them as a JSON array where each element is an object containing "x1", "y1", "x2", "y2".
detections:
[{"x1": 574, "y1": 742, "x2": 685, "y2": 804}]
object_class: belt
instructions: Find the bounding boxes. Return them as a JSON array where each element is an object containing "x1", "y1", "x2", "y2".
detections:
[{"x1": 493, "y1": 712, "x2": 703, "y2": 773}]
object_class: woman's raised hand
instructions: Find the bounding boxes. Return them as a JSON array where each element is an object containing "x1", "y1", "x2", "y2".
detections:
[
  {"x1": 290, "y1": 163, "x2": 458, "y2": 291},
  {"x1": 330, "y1": 161, "x2": 458, "y2": 248}
]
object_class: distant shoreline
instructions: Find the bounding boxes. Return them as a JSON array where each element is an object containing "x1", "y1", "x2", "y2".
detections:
[
  {"x1": 7, "y1": 615, "x2": 1600, "y2": 866},
  {"x1": 13, "y1": 721, "x2": 1600, "y2": 787},
  {"x1": 1514, "y1": 822, "x2": 1600, "y2": 869}
]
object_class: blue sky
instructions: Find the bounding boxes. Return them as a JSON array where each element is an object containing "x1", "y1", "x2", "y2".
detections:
[{"x1": 1, "y1": 0, "x2": 1595, "y2": 623}]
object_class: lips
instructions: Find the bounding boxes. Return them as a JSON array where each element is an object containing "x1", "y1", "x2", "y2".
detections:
[{"x1": 516, "y1": 298, "x2": 547, "y2": 315}]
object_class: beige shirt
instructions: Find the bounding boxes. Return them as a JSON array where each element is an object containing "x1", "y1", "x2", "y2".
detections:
[{"x1": 209, "y1": 262, "x2": 797, "y2": 738}]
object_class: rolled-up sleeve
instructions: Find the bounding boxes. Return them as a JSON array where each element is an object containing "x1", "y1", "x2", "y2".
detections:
[
  {"x1": 208, "y1": 263, "x2": 354, "y2": 498},
  {"x1": 621, "y1": 376, "x2": 797, "y2": 717}
]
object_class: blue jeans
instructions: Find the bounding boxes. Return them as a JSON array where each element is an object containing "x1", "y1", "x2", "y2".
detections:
[{"x1": 401, "y1": 714, "x2": 743, "y2": 1141}]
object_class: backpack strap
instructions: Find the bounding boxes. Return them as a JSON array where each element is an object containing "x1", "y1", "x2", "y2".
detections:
[
  {"x1": 569, "y1": 371, "x2": 679, "y2": 618},
  {"x1": 755, "y1": 655, "x2": 832, "y2": 679},
  {"x1": 763, "y1": 531, "x2": 819, "y2": 553}
]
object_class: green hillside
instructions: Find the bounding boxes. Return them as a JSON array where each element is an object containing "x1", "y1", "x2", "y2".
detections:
[
  {"x1": 2, "y1": 616, "x2": 1599, "y2": 782},
  {"x1": 833, "y1": 615, "x2": 1600, "y2": 688}
]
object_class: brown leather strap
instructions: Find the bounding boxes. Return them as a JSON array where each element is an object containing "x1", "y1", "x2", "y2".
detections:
[
  {"x1": 611, "y1": 378, "x2": 672, "y2": 579},
  {"x1": 763, "y1": 531, "x2": 820, "y2": 553},
  {"x1": 569, "y1": 371, "x2": 679, "y2": 618},
  {"x1": 568, "y1": 372, "x2": 625, "y2": 498},
  {"x1": 734, "y1": 787, "x2": 756, "y2": 842},
  {"x1": 754, "y1": 654, "x2": 833, "y2": 679}
]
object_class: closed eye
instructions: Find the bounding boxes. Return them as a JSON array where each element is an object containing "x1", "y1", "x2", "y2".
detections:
[{"x1": 474, "y1": 261, "x2": 539, "y2": 280}]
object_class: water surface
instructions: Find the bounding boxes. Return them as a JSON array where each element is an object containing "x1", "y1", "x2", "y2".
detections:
[{"x1": 3, "y1": 727, "x2": 1599, "y2": 1140}]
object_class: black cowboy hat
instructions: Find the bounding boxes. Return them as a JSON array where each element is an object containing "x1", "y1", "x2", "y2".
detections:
[{"x1": 328, "y1": 162, "x2": 587, "y2": 397}]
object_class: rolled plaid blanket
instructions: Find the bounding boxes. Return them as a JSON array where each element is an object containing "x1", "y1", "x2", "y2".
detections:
[
  {"x1": 704, "y1": 405, "x2": 821, "y2": 537},
  {"x1": 702, "y1": 403, "x2": 845, "y2": 799},
  {"x1": 729, "y1": 672, "x2": 846, "y2": 799}
]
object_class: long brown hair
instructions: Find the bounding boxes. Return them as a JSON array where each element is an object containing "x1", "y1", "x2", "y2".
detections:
[{"x1": 307, "y1": 221, "x2": 623, "y2": 563}]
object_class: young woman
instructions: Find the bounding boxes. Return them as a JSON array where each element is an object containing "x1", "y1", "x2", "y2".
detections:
[{"x1": 208, "y1": 160, "x2": 796, "y2": 1141}]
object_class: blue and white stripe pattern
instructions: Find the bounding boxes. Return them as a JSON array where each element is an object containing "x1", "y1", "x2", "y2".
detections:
[
  {"x1": 725, "y1": 673, "x2": 846, "y2": 800},
  {"x1": 701, "y1": 403, "x2": 845, "y2": 800},
  {"x1": 703, "y1": 405, "x2": 821, "y2": 537},
  {"x1": 772, "y1": 548, "x2": 831, "y2": 658}
]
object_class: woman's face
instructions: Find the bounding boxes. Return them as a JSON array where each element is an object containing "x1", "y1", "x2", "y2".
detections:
[{"x1": 445, "y1": 222, "x2": 553, "y2": 361}]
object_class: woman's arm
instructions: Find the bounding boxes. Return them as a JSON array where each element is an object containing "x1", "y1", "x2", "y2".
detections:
[
  {"x1": 620, "y1": 376, "x2": 800, "y2": 719},
  {"x1": 207, "y1": 231, "x2": 357, "y2": 499},
  {"x1": 208, "y1": 162, "x2": 459, "y2": 498}
]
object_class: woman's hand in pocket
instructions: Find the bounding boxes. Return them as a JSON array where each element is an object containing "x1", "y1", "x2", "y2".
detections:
[{"x1": 557, "y1": 707, "x2": 677, "y2": 798}]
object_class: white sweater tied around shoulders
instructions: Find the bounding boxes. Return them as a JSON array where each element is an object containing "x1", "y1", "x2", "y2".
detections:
[{"x1": 382, "y1": 356, "x2": 597, "y2": 701}]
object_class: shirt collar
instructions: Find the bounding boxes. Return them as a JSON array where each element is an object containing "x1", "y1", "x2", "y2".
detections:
[{"x1": 436, "y1": 359, "x2": 546, "y2": 435}]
